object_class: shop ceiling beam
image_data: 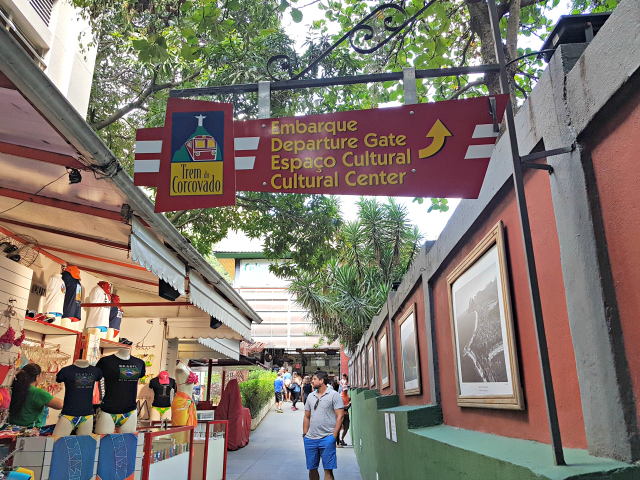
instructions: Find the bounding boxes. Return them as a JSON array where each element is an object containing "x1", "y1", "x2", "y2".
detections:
[
  {"x1": 0, "y1": 187, "x2": 127, "y2": 223},
  {"x1": 0, "y1": 142, "x2": 84, "y2": 168},
  {"x1": 40, "y1": 245, "x2": 148, "y2": 271},
  {"x1": 0, "y1": 217, "x2": 129, "y2": 250},
  {"x1": 76, "y1": 266, "x2": 158, "y2": 287},
  {"x1": 82, "y1": 302, "x2": 190, "y2": 307},
  {"x1": 0, "y1": 224, "x2": 66, "y2": 266}
]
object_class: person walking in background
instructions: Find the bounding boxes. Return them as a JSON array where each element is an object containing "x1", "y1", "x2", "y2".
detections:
[
  {"x1": 339, "y1": 374, "x2": 348, "y2": 394},
  {"x1": 302, "y1": 375, "x2": 312, "y2": 407},
  {"x1": 283, "y1": 369, "x2": 292, "y2": 402},
  {"x1": 274, "y1": 371, "x2": 284, "y2": 413},
  {"x1": 291, "y1": 372, "x2": 302, "y2": 411},
  {"x1": 303, "y1": 371, "x2": 344, "y2": 480},
  {"x1": 337, "y1": 387, "x2": 351, "y2": 448}
]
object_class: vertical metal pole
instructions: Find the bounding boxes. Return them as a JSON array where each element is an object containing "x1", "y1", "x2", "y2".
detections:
[
  {"x1": 486, "y1": 0, "x2": 565, "y2": 466},
  {"x1": 402, "y1": 67, "x2": 417, "y2": 105},
  {"x1": 258, "y1": 81, "x2": 271, "y2": 119}
]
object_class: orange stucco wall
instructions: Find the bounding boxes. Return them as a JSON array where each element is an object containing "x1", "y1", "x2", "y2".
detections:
[
  {"x1": 589, "y1": 89, "x2": 640, "y2": 427},
  {"x1": 430, "y1": 169, "x2": 587, "y2": 448},
  {"x1": 391, "y1": 283, "x2": 432, "y2": 406}
]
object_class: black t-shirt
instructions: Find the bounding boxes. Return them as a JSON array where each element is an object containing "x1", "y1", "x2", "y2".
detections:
[
  {"x1": 109, "y1": 307, "x2": 123, "y2": 330},
  {"x1": 56, "y1": 365, "x2": 103, "y2": 416},
  {"x1": 148, "y1": 377, "x2": 176, "y2": 408},
  {"x1": 96, "y1": 354, "x2": 145, "y2": 414},
  {"x1": 61, "y1": 271, "x2": 82, "y2": 321}
]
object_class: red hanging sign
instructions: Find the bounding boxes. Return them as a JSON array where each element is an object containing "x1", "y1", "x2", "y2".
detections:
[
  {"x1": 154, "y1": 98, "x2": 236, "y2": 213},
  {"x1": 137, "y1": 95, "x2": 508, "y2": 205}
]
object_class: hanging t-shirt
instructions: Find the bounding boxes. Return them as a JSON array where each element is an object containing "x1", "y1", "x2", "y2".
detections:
[
  {"x1": 148, "y1": 377, "x2": 176, "y2": 408},
  {"x1": 85, "y1": 285, "x2": 110, "y2": 329},
  {"x1": 109, "y1": 306, "x2": 123, "y2": 331},
  {"x1": 43, "y1": 274, "x2": 65, "y2": 316},
  {"x1": 96, "y1": 354, "x2": 145, "y2": 414},
  {"x1": 61, "y1": 271, "x2": 82, "y2": 321},
  {"x1": 56, "y1": 365, "x2": 103, "y2": 416}
]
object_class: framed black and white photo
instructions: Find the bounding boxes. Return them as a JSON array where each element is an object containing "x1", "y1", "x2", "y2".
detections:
[
  {"x1": 361, "y1": 351, "x2": 367, "y2": 388},
  {"x1": 398, "y1": 305, "x2": 421, "y2": 395},
  {"x1": 447, "y1": 221, "x2": 524, "y2": 409},
  {"x1": 378, "y1": 331, "x2": 390, "y2": 389},
  {"x1": 368, "y1": 343, "x2": 375, "y2": 387}
]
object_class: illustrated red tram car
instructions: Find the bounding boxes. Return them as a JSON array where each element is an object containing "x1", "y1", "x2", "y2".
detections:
[{"x1": 185, "y1": 134, "x2": 219, "y2": 161}]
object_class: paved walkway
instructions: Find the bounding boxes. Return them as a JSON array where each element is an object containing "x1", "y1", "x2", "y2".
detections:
[{"x1": 226, "y1": 401, "x2": 362, "y2": 480}]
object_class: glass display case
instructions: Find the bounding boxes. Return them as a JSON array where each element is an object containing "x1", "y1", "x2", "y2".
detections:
[
  {"x1": 141, "y1": 425, "x2": 194, "y2": 480},
  {"x1": 192, "y1": 421, "x2": 228, "y2": 480}
]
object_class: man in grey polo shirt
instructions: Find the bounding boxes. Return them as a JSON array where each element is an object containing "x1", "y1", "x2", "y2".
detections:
[{"x1": 303, "y1": 371, "x2": 344, "y2": 480}]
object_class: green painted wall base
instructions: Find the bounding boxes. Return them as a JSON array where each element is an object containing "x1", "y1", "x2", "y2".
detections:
[{"x1": 348, "y1": 389, "x2": 640, "y2": 480}]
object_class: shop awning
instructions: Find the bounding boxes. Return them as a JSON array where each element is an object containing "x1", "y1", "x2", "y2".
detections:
[
  {"x1": 177, "y1": 338, "x2": 240, "y2": 360},
  {"x1": 189, "y1": 273, "x2": 251, "y2": 339},
  {"x1": 130, "y1": 218, "x2": 186, "y2": 294}
]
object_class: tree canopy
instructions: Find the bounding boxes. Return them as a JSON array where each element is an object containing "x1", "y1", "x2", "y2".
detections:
[
  {"x1": 289, "y1": 197, "x2": 422, "y2": 351},
  {"x1": 74, "y1": 0, "x2": 620, "y2": 269}
]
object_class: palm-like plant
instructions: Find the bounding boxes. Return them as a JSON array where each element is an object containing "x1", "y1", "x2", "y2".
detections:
[{"x1": 289, "y1": 197, "x2": 423, "y2": 352}]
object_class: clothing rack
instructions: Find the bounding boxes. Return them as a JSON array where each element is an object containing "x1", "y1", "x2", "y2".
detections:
[{"x1": 20, "y1": 340, "x2": 71, "y2": 395}]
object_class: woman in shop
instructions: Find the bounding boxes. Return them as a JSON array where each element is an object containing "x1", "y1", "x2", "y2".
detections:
[
  {"x1": 8, "y1": 364, "x2": 63, "y2": 427},
  {"x1": 290, "y1": 372, "x2": 302, "y2": 411}
]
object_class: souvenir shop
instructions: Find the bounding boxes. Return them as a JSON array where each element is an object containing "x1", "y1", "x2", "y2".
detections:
[{"x1": 0, "y1": 25, "x2": 260, "y2": 480}]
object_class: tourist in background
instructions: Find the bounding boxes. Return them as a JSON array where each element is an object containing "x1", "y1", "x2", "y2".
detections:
[
  {"x1": 283, "y1": 369, "x2": 292, "y2": 402},
  {"x1": 291, "y1": 372, "x2": 302, "y2": 410},
  {"x1": 274, "y1": 371, "x2": 284, "y2": 413},
  {"x1": 337, "y1": 387, "x2": 351, "y2": 448},
  {"x1": 302, "y1": 375, "x2": 312, "y2": 407}
]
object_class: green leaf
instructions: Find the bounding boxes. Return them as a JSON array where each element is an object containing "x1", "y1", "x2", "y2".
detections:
[
  {"x1": 181, "y1": 28, "x2": 196, "y2": 39},
  {"x1": 131, "y1": 39, "x2": 149, "y2": 51},
  {"x1": 278, "y1": 0, "x2": 289, "y2": 12},
  {"x1": 227, "y1": 0, "x2": 241, "y2": 11},
  {"x1": 412, "y1": 197, "x2": 424, "y2": 204},
  {"x1": 291, "y1": 8, "x2": 303, "y2": 23},
  {"x1": 180, "y1": 1, "x2": 193, "y2": 13}
]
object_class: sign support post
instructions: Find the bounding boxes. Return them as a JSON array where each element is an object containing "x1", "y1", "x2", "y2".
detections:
[{"x1": 487, "y1": 0, "x2": 565, "y2": 466}]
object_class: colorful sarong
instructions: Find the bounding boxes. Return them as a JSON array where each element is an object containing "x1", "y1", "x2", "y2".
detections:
[{"x1": 171, "y1": 391, "x2": 196, "y2": 426}]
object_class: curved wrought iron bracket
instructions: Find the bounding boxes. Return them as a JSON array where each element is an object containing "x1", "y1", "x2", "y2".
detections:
[{"x1": 267, "y1": 1, "x2": 437, "y2": 81}]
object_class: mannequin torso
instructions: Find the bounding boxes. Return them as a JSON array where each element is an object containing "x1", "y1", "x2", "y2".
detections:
[
  {"x1": 94, "y1": 349, "x2": 143, "y2": 434},
  {"x1": 52, "y1": 359, "x2": 103, "y2": 437}
]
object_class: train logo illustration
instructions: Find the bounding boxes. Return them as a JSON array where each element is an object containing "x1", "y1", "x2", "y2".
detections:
[{"x1": 185, "y1": 134, "x2": 219, "y2": 161}]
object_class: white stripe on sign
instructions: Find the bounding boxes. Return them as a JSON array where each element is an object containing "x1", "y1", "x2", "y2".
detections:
[
  {"x1": 235, "y1": 157, "x2": 256, "y2": 170},
  {"x1": 134, "y1": 159, "x2": 160, "y2": 173},
  {"x1": 135, "y1": 140, "x2": 163, "y2": 154},
  {"x1": 234, "y1": 137, "x2": 260, "y2": 150},
  {"x1": 464, "y1": 144, "x2": 495, "y2": 159},
  {"x1": 472, "y1": 124, "x2": 499, "y2": 139}
]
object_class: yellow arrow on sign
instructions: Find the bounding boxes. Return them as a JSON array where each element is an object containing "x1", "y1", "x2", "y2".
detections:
[{"x1": 418, "y1": 120, "x2": 453, "y2": 159}]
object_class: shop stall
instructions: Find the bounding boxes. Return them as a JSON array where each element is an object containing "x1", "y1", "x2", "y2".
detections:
[
  {"x1": 141, "y1": 425, "x2": 195, "y2": 480},
  {"x1": 192, "y1": 421, "x2": 228, "y2": 480},
  {"x1": 0, "y1": 25, "x2": 263, "y2": 480}
]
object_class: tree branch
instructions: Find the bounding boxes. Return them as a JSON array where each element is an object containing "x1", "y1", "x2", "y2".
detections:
[
  {"x1": 168, "y1": 210, "x2": 189, "y2": 224},
  {"x1": 91, "y1": 70, "x2": 201, "y2": 131},
  {"x1": 498, "y1": 0, "x2": 544, "y2": 18},
  {"x1": 448, "y1": 79, "x2": 485, "y2": 100}
]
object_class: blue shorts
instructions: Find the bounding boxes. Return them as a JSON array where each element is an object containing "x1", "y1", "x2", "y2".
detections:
[{"x1": 304, "y1": 434, "x2": 337, "y2": 470}]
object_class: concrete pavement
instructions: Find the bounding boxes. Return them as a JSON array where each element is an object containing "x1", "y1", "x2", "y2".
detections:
[{"x1": 226, "y1": 401, "x2": 362, "y2": 480}]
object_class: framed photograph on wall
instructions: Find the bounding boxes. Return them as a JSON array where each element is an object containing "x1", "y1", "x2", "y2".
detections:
[
  {"x1": 398, "y1": 304, "x2": 421, "y2": 395},
  {"x1": 356, "y1": 356, "x2": 360, "y2": 387},
  {"x1": 361, "y1": 352, "x2": 367, "y2": 388},
  {"x1": 378, "y1": 331, "x2": 390, "y2": 389},
  {"x1": 447, "y1": 221, "x2": 524, "y2": 409},
  {"x1": 368, "y1": 343, "x2": 375, "y2": 387}
]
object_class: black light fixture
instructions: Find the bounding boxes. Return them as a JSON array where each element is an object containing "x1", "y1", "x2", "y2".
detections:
[
  {"x1": 67, "y1": 168, "x2": 82, "y2": 184},
  {"x1": 159, "y1": 278, "x2": 180, "y2": 301},
  {"x1": 210, "y1": 316, "x2": 223, "y2": 329},
  {"x1": 391, "y1": 281, "x2": 401, "y2": 291}
]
